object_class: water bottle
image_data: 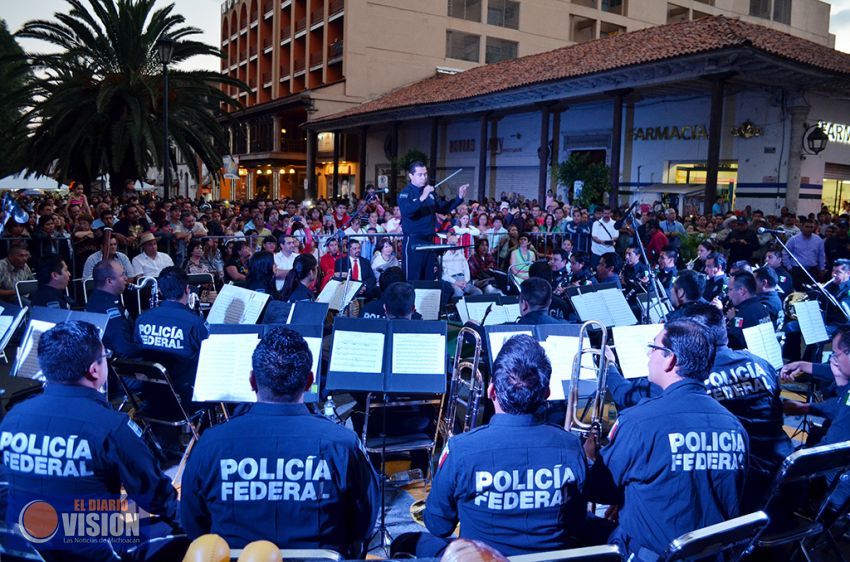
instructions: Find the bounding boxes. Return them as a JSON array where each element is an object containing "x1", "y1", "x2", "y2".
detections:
[{"x1": 324, "y1": 396, "x2": 339, "y2": 423}]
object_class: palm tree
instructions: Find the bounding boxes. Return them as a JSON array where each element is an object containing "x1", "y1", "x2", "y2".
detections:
[{"x1": 14, "y1": 0, "x2": 244, "y2": 195}]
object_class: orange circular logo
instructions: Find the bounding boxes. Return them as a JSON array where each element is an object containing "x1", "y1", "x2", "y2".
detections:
[{"x1": 18, "y1": 500, "x2": 59, "y2": 543}]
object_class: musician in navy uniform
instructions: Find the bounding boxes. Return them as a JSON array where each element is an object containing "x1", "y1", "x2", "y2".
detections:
[
  {"x1": 586, "y1": 319, "x2": 748, "y2": 561},
  {"x1": 755, "y1": 266, "x2": 785, "y2": 330},
  {"x1": 180, "y1": 327, "x2": 379, "y2": 556},
  {"x1": 398, "y1": 161, "x2": 468, "y2": 281},
  {"x1": 702, "y1": 253, "x2": 728, "y2": 303},
  {"x1": 133, "y1": 266, "x2": 208, "y2": 398},
  {"x1": 30, "y1": 254, "x2": 72, "y2": 309},
  {"x1": 824, "y1": 258, "x2": 850, "y2": 328},
  {"x1": 516, "y1": 277, "x2": 566, "y2": 325},
  {"x1": 0, "y1": 321, "x2": 179, "y2": 561},
  {"x1": 403, "y1": 335, "x2": 588, "y2": 556},
  {"x1": 85, "y1": 260, "x2": 141, "y2": 359},
  {"x1": 765, "y1": 249, "x2": 794, "y2": 296},
  {"x1": 655, "y1": 247, "x2": 678, "y2": 301},
  {"x1": 666, "y1": 269, "x2": 707, "y2": 320},
  {"x1": 726, "y1": 271, "x2": 772, "y2": 350},
  {"x1": 549, "y1": 249, "x2": 571, "y2": 296}
]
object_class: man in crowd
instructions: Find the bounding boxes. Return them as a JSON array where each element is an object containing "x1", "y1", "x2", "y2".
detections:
[
  {"x1": 549, "y1": 249, "x2": 571, "y2": 296},
  {"x1": 334, "y1": 238, "x2": 377, "y2": 298},
  {"x1": 85, "y1": 260, "x2": 141, "y2": 360},
  {"x1": 0, "y1": 241, "x2": 33, "y2": 302},
  {"x1": 586, "y1": 319, "x2": 747, "y2": 560},
  {"x1": 113, "y1": 203, "x2": 151, "y2": 256},
  {"x1": 723, "y1": 216, "x2": 760, "y2": 263},
  {"x1": 31, "y1": 254, "x2": 72, "y2": 309},
  {"x1": 590, "y1": 206, "x2": 618, "y2": 267},
  {"x1": 592, "y1": 252, "x2": 622, "y2": 288},
  {"x1": 564, "y1": 208, "x2": 591, "y2": 255},
  {"x1": 181, "y1": 327, "x2": 379, "y2": 556},
  {"x1": 410, "y1": 335, "x2": 588, "y2": 556},
  {"x1": 275, "y1": 235, "x2": 298, "y2": 291},
  {"x1": 659, "y1": 208, "x2": 685, "y2": 249},
  {"x1": 0, "y1": 321, "x2": 179, "y2": 560},
  {"x1": 83, "y1": 235, "x2": 136, "y2": 280},
  {"x1": 725, "y1": 271, "x2": 773, "y2": 350},
  {"x1": 131, "y1": 231, "x2": 174, "y2": 278},
  {"x1": 702, "y1": 253, "x2": 728, "y2": 303},
  {"x1": 655, "y1": 247, "x2": 678, "y2": 300},
  {"x1": 319, "y1": 237, "x2": 341, "y2": 290},
  {"x1": 784, "y1": 218, "x2": 825, "y2": 290}
]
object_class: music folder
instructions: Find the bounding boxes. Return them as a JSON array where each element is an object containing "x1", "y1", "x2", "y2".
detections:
[
  {"x1": 566, "y1": 283, "x2": 637, "y2": 327},
  {"x1": 261, "y1": 301, "x2": 329, "y2": 325},
  {"x1": 0, "y1": 303, "x2": 27, "y2": 356},
  {"x1": 412, "y1": 281, "x2": 442, "y2": 321},
  {"x1": 192, "y1": 323, "x2": 323, "y2": 404},
  {"x1": 317, "y1": 278, "x2": 362, "y2": 312},
  {"x1": 325, "y1": 317, "x2": 447, "y2": 393},
  {"x1": 484, "y1": 323, "x2": 588, "y2": 401},
  {"x1": 12, "y1": 307, "x2": 109, "y2": 380},
  {"x1": 793, "y1": 300, "x2": 830, "y2": 346}
]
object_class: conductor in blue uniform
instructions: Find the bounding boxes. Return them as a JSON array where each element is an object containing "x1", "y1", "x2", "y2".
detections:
[
  {"x1": 586, "y1": 319, "x2": 748, "y2": 560},
  {"x1": 398, "y1": 161, "x2": 468, "y2": 281},
  {"x1": 0, "y1": 321, "x2": 179, "y2": 561},
  {"x1": 180, "y1": 327, "x2": 380, "y2": 556},
  {"x1": 405, "y1": 334, "x2": 588, "y2": 556}
]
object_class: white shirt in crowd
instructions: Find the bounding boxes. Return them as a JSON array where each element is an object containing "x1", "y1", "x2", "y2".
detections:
[{"x1": 131, "y1": 252, "x2": 174, "y2": 278}]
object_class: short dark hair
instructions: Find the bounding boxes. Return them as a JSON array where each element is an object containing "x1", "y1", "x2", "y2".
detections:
[
  {"x1": 519, "y1": 277, "x2": 552, "y2": 310},
  {"x1": 252, "y1": 327, "x2": 312, "y2": 401},
  {"x1": 570, "y1": 251, "x2": 588, "y2": 267},
  {"x1": 660, "y1": 319, "x2": 717, "y2": 381},
  {"x1": 92, "y1": 260, "x2": 120, "y2": 289},
  {"x1": 553, "y1": 249, "x2": 570, "y2": 263},
  {"x1": 407, "y1": 160, "x2": 426, "y2": 174},
  {"x1": 36, "y1": 255, "x2": 66, "y2": 285},
  {"x1": 492, "y1": 335, "x2": 551, "y2": 415},
  {"x1": 528, "y1": 261, "x2": 552, "y2": 282},
  {"x1": 661, "y1": 246, "x2": 679, "y2": 262},
  {"x1": 835, "y1": 259, "x2": 850, "y2": 273},
  {"x1": 670, "y1": 301, "x2": 728, "y2": 346},
  {"x1": 754, "y1": 266, "x2": 778, "y2": 288},
  {"x1": 673, "y1": 270, "x2": 706, "y2": 302},
  {"x1": 158, "y1": 266, "x2": 189, "y2": 300},
  {"x1": 379, "y1": 266, "x2": 406, "y2": 293},
  {"x1": 38, "y1": 321, "x2": 102, "y2": 383},
  {"x1": 833, "y1": 325, "x2": 850, "y2": 357},
  {"x1": 730, "y1": 260, "x2": 753, "y2": 274},
  {"x1": 705, "y1": 253, "x2": 727, "y2": 271},
  {"x1": 730, "y1": 271, "x2": 757, "y2": 296},
  {"x1": 599, "y1": 252, "x2": 621, "y2": 273},
  {"x1": 384, "y1": 282, "x2": 415, "y2": 318}
]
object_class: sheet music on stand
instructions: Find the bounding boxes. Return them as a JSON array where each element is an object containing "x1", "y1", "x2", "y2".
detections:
[
  {"x1": 612, "y1": 324, "x2": 663, "y2": 379},
  {"x1": 635, "y1": 294, "x2": 670, "y2": 323},
  {"x1": 193, "y1": 323, "x2": 323, "y2": 403},
  {"x1": 568, "y1": 286, "x2": 637, "y2": 327},
  {"x1": 414, "y1": 289, "x2": 442, "y2": 321},
  {"x1": 207, "y1": 284, "x2": 270, "y2": 324},
  {"x1": 261, "y1": 301, "x2": 329, "y2": 325},
  {"x1": 743, "y1": 322, "x2": 784, "y2": 370},
  {"x1": 317, "y1": 279, "x2": 363, "y2": 312},
  {"x1": 0, "y1": 304, "x2": 27, "y2": 362},
  {"x1": 794, "y1": 300, "x2": 830, "y2": 345},
  {"x1": 12, "y1": 307, "x2": 110, "y2": 379}
]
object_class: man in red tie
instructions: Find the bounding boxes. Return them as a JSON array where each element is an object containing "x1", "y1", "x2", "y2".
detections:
[{"x1": 334, "y1": 239, "x2": 377, "y2": 298}]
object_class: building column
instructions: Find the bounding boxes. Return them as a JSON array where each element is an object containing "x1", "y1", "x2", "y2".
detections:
[
  {"x1": 786, "y1": 101, "x2": 810, "y2": 214},
  {"x1": 550, "y1": 109, "x2": 562, "y2": 194},
  {"x1": 306, "y1": 129, "x2": 316, "y2": 199},
  {"x1": 272, "y1": 115, "x2": 282, "y2": 152},
  {"x1": 332, "y1": 131, "x2": 340, "y2": 198},
  {"x1": 359, "y1": 126, "x2": 368, "y2": 193},
  {"x1": 389, "y1": 122, "x2": 399, "y2": 193},
  {"x1": 537, "y1": 105, "x2": 551, "y2": 203},
  {"x1": 430, "y1": 118, "x2": 439, "y2": 172},
  {"x1": 704, "y1": 78, "x2": 726, "y2": 214},
  {"x1": 228, "y1": 127, "x2": 235, "y2": 154},
  {"x1": 246, "y1": 121, "x2": 252, "y2": 155},
  {"x1": 609, "y1": 91, "x2": 627, "y2": 208},
  {"x1": 478, "y1": 114, "x2": 489, "y2": 201}
]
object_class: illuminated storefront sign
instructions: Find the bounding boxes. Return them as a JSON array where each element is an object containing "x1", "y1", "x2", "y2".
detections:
[
  {"x1": 629, "y1": 124, "x2": 709, "y2": 141},
  {"x1": 818, "y1": 121, "x2": 850, "y2": 145}
]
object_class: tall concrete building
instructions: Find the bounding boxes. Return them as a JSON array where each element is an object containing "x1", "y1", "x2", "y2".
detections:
[{"x1": 218, "y1": 0, "x2": 834, "y2": 200}]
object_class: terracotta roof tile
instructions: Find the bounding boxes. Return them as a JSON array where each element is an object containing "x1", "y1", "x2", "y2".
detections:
[{"x1": 315, "y1": 16, "x2": 850, "y2": 124}]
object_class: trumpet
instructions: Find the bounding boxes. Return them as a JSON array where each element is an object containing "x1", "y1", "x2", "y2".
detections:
[
  {"x1": 565, "y1": 320, "x2": 610, "y2": 438},
  {"x1": 128, "y1": 276, "x2": 159, "y2": 308}
]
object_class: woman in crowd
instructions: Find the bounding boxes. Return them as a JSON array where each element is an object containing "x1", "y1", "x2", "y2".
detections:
[
  {"x1": 509, "y1": 234, "x2": 537, "y2": 282},
  {"x1": 245, "y1": 250, "x2": 279, "y2": 297},
  {"x1": 223, "y1": 240, "x2": 251, "y2": 284},
  {"x1": 185, "y1": 240, "x2": 215, "y2": 276},
  {"x1": 279, "y1": 253, "x2": 318, "y2": 302},
  {"x1": 371, "y1": 237, "x2": 399, "y2": 282}
]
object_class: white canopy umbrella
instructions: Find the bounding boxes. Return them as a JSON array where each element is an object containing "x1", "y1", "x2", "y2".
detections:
[{"x1": 0, "y1": 171, "x2": 69, "y2": 191}]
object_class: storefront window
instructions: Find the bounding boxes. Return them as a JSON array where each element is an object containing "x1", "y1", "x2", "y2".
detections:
[
  {"x1": 669, "y1": 161, "x2": 738, "y2": 186},
  {"x1": 823, "y1": 179, "x2": 850, "y2": 215}
]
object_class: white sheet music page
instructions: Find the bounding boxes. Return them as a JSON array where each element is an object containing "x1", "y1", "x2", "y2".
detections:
[
  {"x1": 743, "y1": 322, "x2": 784, "y2": 370},
  {"x1": 483, "y1": 305, "x2": 507, "y2": 326},
  {"x1": 16, "y1": 319, "x2": 54, "y2": 379},
  {"x1": 317, "y1": 279, "x2": 343, "y2": 308},
  {"x1": 502, "y1": 303, "x2": 521, "y2": 324},
  {"x1": 207, "y1": 284, "x2": 270, "y2": 324},
  {"x1": 456, "y1": 298, "x2": 470, "y2": 324},
  {"x1": 392, "y1": 333, "x2": 445, "y2": 374},
  {"x1": 414, "y1": 289, "x2": 442, "y2": 321},
  {"x1": 304, "y1": 337, "x2": 322, "y2": 383},
  {"x1": 571, "y1": 293, "x2": 614, "y2": 326},
  {"x1": 794, "y1": 300, "x2": 830, "y2": 345},
  {"x1": 329, "y1": 330, "x2": 385, "y2": 374},
  {"x1": 600, "y1": 289, "x2": 637, "y2": 326},
  {"x1": 612, "y1": 324, "x2": 663, "y2": 379},
  {"x1": 487, "y1": 330, "x2": 534, "y2": 366},
  {"x1": 192, "y1": 334, "x2": 259, "y2": 402},
  {"x1": 466, "y1": 302, "x2": 492, "y2": 324},
  {"x1": 539, "y1": 335, "x2": 584, "y2": 400}
]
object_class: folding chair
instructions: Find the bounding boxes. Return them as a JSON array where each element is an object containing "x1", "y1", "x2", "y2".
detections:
[
  {"x1": 661, "y1": 511, "x2": 769, "y2": 562},
  {"x1": 362, "y1": 393, "x2": 442, "y2": 481},
  {"x1": 508, "y1": 544, "x2": 623, "y2": 562},
  {"x1": 111, "y1": 359, "x2": 203, "y2": 457},
  {"x1": 15, "y1": 279, "x2": 38, "y2": 307},
  {"x1": 748, "y1": 440, "x2": 850, "y2": 561},
  {"x1": 187, "y1": 272, "x2": 215, "y2": 287}
]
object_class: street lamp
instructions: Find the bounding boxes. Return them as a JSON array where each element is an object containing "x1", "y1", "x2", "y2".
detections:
[
  {"x1": 803, "y1": 123, "x2": 829, "y2": 156},
  {"x1": 157, "y1": 37, "x2": 175, "y2": 199}
]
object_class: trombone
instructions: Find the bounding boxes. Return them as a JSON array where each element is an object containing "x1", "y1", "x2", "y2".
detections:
[
  {"x1": 565, "y1": 320, "x2": 610, "y2": 438},
  {"x1": 435, "y1": 327, "x2": 485, "y2": 447}
]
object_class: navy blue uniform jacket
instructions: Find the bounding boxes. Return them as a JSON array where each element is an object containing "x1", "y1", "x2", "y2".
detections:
[
  {"x1": 0, "y1": 384, "x2": 177, "y2": 560},
  {"x1": 180, "y1": 403, "x2": 380, "y2": 555},
  {"x1": 398, "y1": 182, "x2": 462, "y2": 238},
  {"x1": 134, "y1": 300, "x2": 208, "y2": 386},
  {"x1": 425, "y1": 414, "x2": 588, "y2": 556},
  {"x1": 85, "y1": 289, "x2": 142, "y2": 359},
  {"x1": 590, "y1": 379, "x2": 747, "y2": 559}
]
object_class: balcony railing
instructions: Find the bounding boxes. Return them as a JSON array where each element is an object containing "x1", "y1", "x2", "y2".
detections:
[
  {"x1": 328, "y1": 40, "x2": 343, "y2": 60},
  {"x1": 329, "y1": 0, "x2": 344, "y2": 16},
  {"x1": 310, "y1": 8, "x2": 324, "y2": 23},
  {"x1": 295, "y1": 17, "x2": 307, "y2": 32},
  {"x1": 309, "y1": 51, "x2": 322, "y2": 67}
]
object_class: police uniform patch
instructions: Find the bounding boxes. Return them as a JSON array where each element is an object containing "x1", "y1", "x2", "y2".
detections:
[
  {"x1": 845, "y1": 392, "x2": 850, "y2": 407},
  {"x1": 438, "y1": 442, "x2": 450, "y2": 469},
  {"x1": 106, "y1": 307, "x2": 121, "y2": 320},
  {"x1": 127, "y1": 419, "x2": 143, "y2": 438},
  {"x1": 733, "y1": 317, "x2": 744, "y2": 328}
]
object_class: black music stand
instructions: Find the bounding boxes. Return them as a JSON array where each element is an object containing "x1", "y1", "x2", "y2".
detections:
[
  {"x1": 326, "y1": 316, "x2": 447, "y2": 554},
  {"x1": 416, "y1": 243, "x2": 469, "y2": 282}
]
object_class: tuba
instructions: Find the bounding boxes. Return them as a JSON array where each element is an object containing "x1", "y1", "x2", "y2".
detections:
[{"x1": 565, "y1": 320, "x2": 610, "y2": 438}]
